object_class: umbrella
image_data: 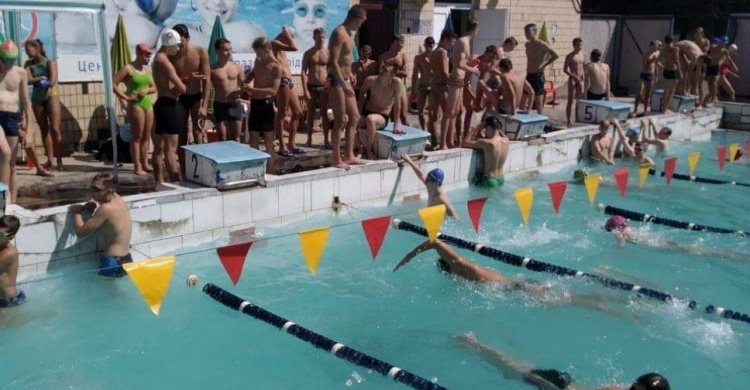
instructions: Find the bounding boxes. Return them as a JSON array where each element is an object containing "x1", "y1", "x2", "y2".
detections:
[
  {"x1": 539, "y1": 21, "x2": 550, "y2": 44},
  {"x1": 444, "y1": 12, "x2": 454, "y2": 32},
  {"x1": 208, "y1": 16, "x2": 226, "y2": 65},
  {"x1": 110, "y1": 14, "x2": 132, "y2": 75}
]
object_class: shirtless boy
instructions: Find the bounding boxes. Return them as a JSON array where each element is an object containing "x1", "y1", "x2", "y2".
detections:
[
  {"x1": 444, "y1": 18, "x2": 480, "y2": 149},
  {"x1": 411, "y1": 37, "x2": 435, "y2": 130},
  {"x1": 379, "y1": 34, "x2": 409, "y2": 126},
  {"x1": 328, "y1": 5, "x2": 367, "y2": 169},
  {"x1": 428, "y1": 30, "x2": 456, "y2": 149},
  {"x1": 563, "y1": 38, "x2": 585, "y2": 127},
  {"x1": 583, "y1": 49, "x2": 610, "y2": 101},
  {"x1": 643, "y1": 117, "x2": 671, "y2": 156},
  {"x1": 701, "y1": 37, "x2": 728, "y2": 108},
  {"x1": 589, "y1": 119, "x2": 615, "y2": 165},
  {"x1": 658, "y1": 35, "x2": 682, "y2": 114},
  {"x1": 356, "y1": 64, "x2": 403, "y2": 159},
  {"x1": 462, "y1": 116, "x2": 509, "y2": 187},
  {"x1": 462, "y1": 46, "x2": 497, "y2": 134},
  {"x1": 171, "y1": 24, "x2": 210, "y2": 149},
  {"x1": 353, "y1": 45, "x2": 377, "y2": 101},
  {"x1": 674, "y1": 40, "x2": 704, "y2": 99},
  {"x1": 525, "y1": 23, "x2": 559, "y2": 114},
  {"x1": 272, "y1": 26, "x2": 302, "y2": 156},
  {"x1": 633, "y1": 40, "x2": 661, "y2": 115},
  {"x1": 497, "y1": 59, "x2": 535, "y2": 115},
  {"x1": 210, "y1": 38, "x2": 244, "y2": 142},
  {"x1": 245, "y1": 37, "x2": 281, "y2": 165},
  {"x1": 152, "y1": 30, "x2": 187, "y2": 185},
  {"x1": 613, "y1": 119, "x2": 654, "y2": 166},
  {"x1": 0, "y1": 216, "x2": 24, "y2": 307},
  {"x1": 401, "y1": 154, "x2": 458, "y2": 218},
  {"x1": 301, "y1": 28, "x2": 330, "y2": 148}
]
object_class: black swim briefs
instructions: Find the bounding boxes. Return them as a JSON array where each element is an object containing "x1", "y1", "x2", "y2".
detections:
[
  {"x1": 526, "y1": 72, "x2": 546, "y2": 95},
  {"x1": 154, "y1": 97, "x2": 182, "y2": 135},
  {"x1": 640, "y1": 72, "x2": 653, "y2": 83},
  {"x1": 179, "y1": 92, "x2": 203, "y2": 110},
  {"x1": 248, "y1": 98, "x2": 275, "y2": 133},
  {"x1": 586, "y1": 91, "x2": 607, "y2": 100},
  {"x1": 663, "y1": 69, "x2": 679, "y2": 80},
  {"x1": 213, "y1": 101, "x2": 243, "y2": 123}
]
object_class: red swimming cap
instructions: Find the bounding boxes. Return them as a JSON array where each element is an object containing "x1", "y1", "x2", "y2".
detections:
[
  {"x1": 0, "y1": 40, "x2": 19, "y2": 60},
  {"x1": 605, "y1": 215, "x2": 628, "y2": 232}
]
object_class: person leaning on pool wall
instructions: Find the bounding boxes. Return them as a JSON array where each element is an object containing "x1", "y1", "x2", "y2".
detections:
[{"x1": 0, "y1": 215, "x2": 25, "y2": 308}]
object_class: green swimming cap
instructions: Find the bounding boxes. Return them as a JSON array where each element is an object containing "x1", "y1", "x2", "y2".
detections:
[
  {"x1": 573, "y1": 168, "x2": 589, "y2": 180},
  {"x1": 0, "y1": 40, "x2": 19, "y2": 60}
]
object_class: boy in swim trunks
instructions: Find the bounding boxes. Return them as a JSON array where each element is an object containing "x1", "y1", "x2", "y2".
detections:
[
  {"x1": 589, "y1": 119, "x2": 616, "y2": 164},
  {"x1": 69, "y1": 173, "x2": 133, "y2": 278},
  {"x1": 462, "y1": 116, "x2": 508, "y2": 187},
  {"x1": 0, "y1": 216, "x2": 25, "y2": 308},
  {"x1": 356, "y1": 63, "x2": 403, "y2": 159},
  {"x1": 401, "y1": 154, "x2": 458, "y2": 218},
  {"x1": 411, "y1": 37, "x2": 435, "y2": 131},
  {"x1": 563, "y1": 38, "x2": 585, "y2": 127},
  {"x1": 700, "y1": 37, "x2": 729, "y2": 108},
  {"x1": 642, "y1": 118, "x2": 671, "y2": 156},
  {"x1": 524, "y1": 23, "x2": 559, "y2": 114},
  {"x1": 245, "y1": 37, "x2": 281, "y2": 168},
  {"x1": 428, "y1": 30, "x2": 457, "y2": 149},
  {"x1": 583, "y1": 49, "x2": 610, "y2": 101},
  {"x1": 658, "y1": 35, "x2": 682, "y2": 113},
  {"x1": 210, "y1": 38, "x2": 245, "y2": 142},
  {"x1": 301, "y1": 28, "x2": 331, "y2": 148},
  {"x1": 272, "y1": 26, "x2": 303, "y2": 157}
]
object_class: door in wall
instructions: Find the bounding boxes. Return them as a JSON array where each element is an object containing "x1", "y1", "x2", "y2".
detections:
[{"x1": 472, "y1": 9, "x2": 508, "y2": 53}]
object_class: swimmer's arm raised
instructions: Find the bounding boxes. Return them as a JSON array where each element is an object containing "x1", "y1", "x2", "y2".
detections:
[
  {"x1": 441, "y1": 194, "x2": 458, "y2": 219},
  {"x1": 71, "y1": 204, "x2": 108, "y2": 236},
  {"x1": 272, "y1": 27, "x2": 298, "y2": 52},
  {"x1": 393, "y1": 240, "x2": 434, "y2": 272},
  {"x1": 401, "y1": 154, "x2": 428, "y2": 183},
  {"x1": 613, "y1": 120, "x2": 635, "y2": 157},
  {"x1": 461, "y1": 123, "x2": 484, "y2": 148}
]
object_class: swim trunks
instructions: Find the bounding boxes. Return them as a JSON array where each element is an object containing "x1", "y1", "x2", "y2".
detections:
[
  {"x1": 526, "y1": 369, "x2": 574, "y2": 390},
  {"x1": 154, "y1": 97, "x2": 182, "y2": 135},
  {"x1": 431, "y1": 83, "x2": 449, "y2": 94},
  {"x1": 0, "y1": 111, "x2": 20, "y2": 137},
  {"x1": 662, "y1": 69, "x2": 679, "y2": 80},
  {"x1": 526, "y1": 72, "x2": 546, "y2": 95},
  {"x1": 307, "y1": 83, "x2": 326, "y2": 103},
  {"x1": 705, "y1": 65, "x2": 720, "y2": 77},
  {"x1": 448, "y1": 75, "x2": 464, "y2": 88},
  {"x1": 326, "y1": 73, "x2": 351, "y2": 89},
  {"x1": 474, "y1": 174, "x2": 505, "y2": 187},
  {"x1": 99, "y1": 253, "x2": 133, "y2": 278},
  {"x1": 418, "y1": 84, "x2": 431, "y2": 95},
  {"x1": 486, "y1": 79, "x2": 501, "y2": 90},
  {"x1": 586, "y1": 91, "x2": 606, "y2": 100},
  {"x1": 640, "y1": 72, "x2": 653, "y2": 83},
  {"x1": 179, "y1": 92, "x2": 203, "y2": 110},
  {"x1": 0, "y1": 290, "x2": 26, "y2": 308},
  {"x1": 248, "y1": 98, "x2": 275, "y2": 133},
  {"x1": 363, "y1": 109, "x2": 389, "y2": 129},
  {"x1": 213, "y1": 101, "x2": 243, "y2": 123},
  {"x1": 280, "y1": 76, "x2": 294, "y2": 89}
]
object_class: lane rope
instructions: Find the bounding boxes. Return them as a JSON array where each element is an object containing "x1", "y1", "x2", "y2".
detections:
[
  {"x1": 648, "y1": 168, "x2": 750, "y2": 187},
  {"x1": 392, "y1": 219, "x2": 750, "y2": 325},
  {"x1": 598, "y1": 204, "x2": 748, "y2": 237},
  {"x1": 202, "y1": 283, "x2": 448, "y2": 390}
]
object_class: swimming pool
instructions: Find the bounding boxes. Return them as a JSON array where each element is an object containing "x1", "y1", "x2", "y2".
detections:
[{"x1": 1, "y1": 131, "x2": 748, "y2": 389}]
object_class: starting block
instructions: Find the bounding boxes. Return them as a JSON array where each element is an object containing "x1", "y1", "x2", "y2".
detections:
[
  {"x1": 374, "y1": 123, "x2": 430, "y2": 160},
  {"x1": 182, "y1": 141, "x2": 270, "y2": 190},
  {"x1": 576, "y1": 100, "x2": 631, "y2": 124},
  {"x1": 651, "y1": 90, "x2": 698, "y2": 113},
  {"x1": 497, "y1": 112, "x2": 548, "y2": 141}
]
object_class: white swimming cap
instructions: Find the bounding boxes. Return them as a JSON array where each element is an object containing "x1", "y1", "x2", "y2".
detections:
[
  {"x1": 161, "y1": 29, "x2": 181, "y2": 47},
  {"x1": 729, "y1": 44, "x2": 738, "y2": 51}
]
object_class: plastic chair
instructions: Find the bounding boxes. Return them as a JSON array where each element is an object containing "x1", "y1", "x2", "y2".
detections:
[{"x1": 543, "y1": 80, "x2": 559, "y2": 107}]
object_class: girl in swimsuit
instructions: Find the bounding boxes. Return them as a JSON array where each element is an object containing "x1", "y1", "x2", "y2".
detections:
[
  {"x1": 718, "y1": 46, "x2": 739, "y2": 102},
  {"x1": 23, "y1": 40, "x2": 64, "y2": 171},
  {"x1": 113, "y1": 44, "x2": 156, "y2": 176}
]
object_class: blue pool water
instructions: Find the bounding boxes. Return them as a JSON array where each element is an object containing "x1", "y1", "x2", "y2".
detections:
[{"x1": 1, "y1": 131, "x2": 748, "y2": 389}]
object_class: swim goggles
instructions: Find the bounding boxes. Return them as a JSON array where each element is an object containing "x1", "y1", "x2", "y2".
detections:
[{"x1": 295, "y1": 2, "x2": 328, "y2": 19}]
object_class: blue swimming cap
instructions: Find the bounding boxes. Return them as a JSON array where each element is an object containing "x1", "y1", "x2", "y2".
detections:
[
  {"x1": 721, "y1": 35, "x2": 730, "y2": 44},
  {"x1": 711, "y1": 37, "x2": 722, "y2": 44},
  {"x1": 427, "y1": 168, "x2": 444, "y2": 186},
  {"x1": 625, "y1": 127, "x2": 639, "y2": 138}
]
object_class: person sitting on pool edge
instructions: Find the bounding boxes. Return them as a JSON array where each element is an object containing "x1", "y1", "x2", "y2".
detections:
[
  {"x1": 462, "y1": 115, "x2": 509, "y2": 188},
  {"x1": 0, "y1": 215, "x2": 25, "y2": 308},
  {"x1": 401, "y1": 154, "x2": 458, "y2": 218},
  {"x1": 69, "y1": 173, "x2": 133, "y2": 277},
  {"x1": 457, "y1": 331, "x2": 671, "y2": 390}
]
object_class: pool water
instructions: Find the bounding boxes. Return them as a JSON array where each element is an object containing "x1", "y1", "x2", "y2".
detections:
[{"x1": 1, "y1": 132, "x2": 749, "y2": 389}]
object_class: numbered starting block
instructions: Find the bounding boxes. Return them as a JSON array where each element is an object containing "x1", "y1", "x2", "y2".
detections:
[
  {"x1": 576, "y1": 100, "x2": 631, "y2": 124},
  {"x1": 373, "y1": 123, "x2": 430, "y2": 160},
  {"x1": 497, "y1": 112, "x2": 548, "y2": 141},
  {"x1": 182, "y1": 141, "x2": 270, "y2": 190},
  {"x1": 651, "y1": 90, "x2": 698, "y2": 113}
]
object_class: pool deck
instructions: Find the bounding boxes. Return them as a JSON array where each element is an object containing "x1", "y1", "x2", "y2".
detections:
[{"x1": 7, "y1": 99, "x2": 732, "y2": 281}]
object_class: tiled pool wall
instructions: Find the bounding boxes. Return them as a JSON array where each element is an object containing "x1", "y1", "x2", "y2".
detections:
[
  {"x1": 12, "y1": 107, "x2": 724, "y2": 280},
  {"x1": 717, "y1": 102, "x2": 750, "y2": 131}
]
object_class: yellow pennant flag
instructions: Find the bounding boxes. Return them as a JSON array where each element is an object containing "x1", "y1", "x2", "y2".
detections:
[
  {"x1": 638, "y1": 164, "x2": 650, "y2": 188},
  {"x1": 514, "y1": 188, "x2": 534, "y2": 225},
  {"x1": 538, "y1": 21, "x2": 550, "y2": 44},
  {"x1": 688, "y1": 151, "x2": 700, "y2": 176},
  {"x1": 729, "y1": 143, "x2": 739, "y2": 163},
  {"x1": 299, "y1": 227, "x2": 330, "y2": 276},
  {"x1": 584, "y1": 174, "x2": 601, "y2": 205},
  {"x1": 418, "y1": 204, "x2": 446, "y2": 242},
  {"x1": 123, "y1": 256, "x2": 176, "y2": 316}
]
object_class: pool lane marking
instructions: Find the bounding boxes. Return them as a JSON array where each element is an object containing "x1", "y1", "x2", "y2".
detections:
[
  {"x1": 598, "y1": 204, "x2": 748, "y2": 237},
  {"x1": 648, "y1": 168, "x2": 750, "y2": 187}
]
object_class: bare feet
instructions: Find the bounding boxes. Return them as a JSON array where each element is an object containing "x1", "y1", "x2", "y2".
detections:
[
  {"x1": 56, "y1": 164, "x2": 67, "y2": 172},
  {"x1": 333, "y1": 161, "x2": 350, "y2": 170},
  {"x1": 35, "y1": 169, "x2": 54, "y2": 177},
  {"x1": 133, "y1": 170, "x2": 148, "y2": 176},
  {"x1": 344, "y1": 157, "x2": 365, "y2": 165},
  {"x1": 143, "y1": 165, "x2": 154, "y2": 173},
  {"x1": 42, "y1": 161, "x2": 52, "y2": 169},
  {"x1": 305, "y1": 139, "x2": 312, "y2": 147},
  {"x1": 324, "y1": 141, "x2": 331, "y2": 150}
]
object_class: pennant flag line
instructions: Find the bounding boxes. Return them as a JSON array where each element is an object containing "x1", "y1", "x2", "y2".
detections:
[
  {"x1": 664, "y1": 157, "x2": 677, "y2": 185},
  {"x1": 638, "y1": 164, "x2": 650, "y2": 188},
  {"x1": 123, "y1": 256, "x2": 176, "y2": 316},
  {"x1": 467, "y1": 197, "x2": 488, "y2": 232},
  {"x1": 361, "y1": 216, "x2": 391, "y2": 260},
  {"x1": 217, "y1": 242, "x2": 253, "y2": 285},
  {"x1": 584, "y1": 174, "x2": 601, "y2": 205},
  {"x1": 613, "y1": 168, "x2": 629, "y2": 197},
  {"x1": 418, "y1": 204, "x2": 447, "y2": 242},
  {"x1": 717, "y1": 146, "x2": 727, "y2": 171},
  {"x1": 514, "y1": 188, "x2": 533, "y2": 225},
  {"x1": 548, "y1": 181, "x2": 567, "y2": 215},
  {"x1": 688, "y1": 151, "x2": 700, "y2": 176},
  {"x1": 729, "y1": 143, "x2": 739, "y2": 164},
  {"x1": 299, "y1": 227, "x2": 330, "y2": 276}
]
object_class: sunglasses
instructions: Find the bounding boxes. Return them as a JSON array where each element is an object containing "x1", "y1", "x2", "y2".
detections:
[{"x1": 295, "y1": 3, "x2": 328, "y2": 19}]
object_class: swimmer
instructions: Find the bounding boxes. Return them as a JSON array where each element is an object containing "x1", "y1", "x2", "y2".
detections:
[
  {"x1": 210, "y1": 38, "x2": 246, "y2": 142},
  {"x1": 462, "y1": 116, "x2": 509, "y2": 187},
  {"x1": 456, "y1": 331, "x2": 671, "y2": 390},
  {"x1": 589, "y1": 119, "x2": 616, "y2": 165},
  {"x1": 69, "y1": 173, "x2": 134, "y2": 277},
  {"x1": 428, "y1": 30, "x2": 457, "y2": 150},
  {"x1": 613, "y1": 119, "x2": 654, "y2": 166},
  {"x1": 356, "y1": 63, "x2": 403, "y2": 159},
  {"x1": 642, "y1": 118, "x2": 671, "y2": 156},
  {"x1": 301, "y1": 28, "x2": 331, "y2": 148},
  {"x1": 401, "y1": 154, "x2": 458, "y2": 218},
  {"x1": 564, "y1": 38, "x2": 585, "y2": 127},
  {"x1": 0, "y1": 216, "x2": 24, "y2": 308},
  {"x1": 379, "y1": 34, "x2": 409, "y2": 127},
  {"x1": 170, "y1": 25, "x2": 211, "y2": 150},
  {"x1": 633, "y1": 40, "x2": 661, "y2": 115},
  {"x1": 411, "y1": 37, "x2": 435, "y2": 131},
  {"x1": 604, "y1": 215, "x2": 750, "y2": 262},
  {"x1": 583, "y1": 49, "x2": 611, "y2": 101},
  {"x1": 658, "y1": 35, "x2": 683, "y2": 114},
  {"x1": 525, "y1": 23, "x2": 559, "y2": 114}
]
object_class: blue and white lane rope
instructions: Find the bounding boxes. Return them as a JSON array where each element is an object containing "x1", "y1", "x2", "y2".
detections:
[
  {"x1": 648, "y1": 168, "x2": 750, "y2": 187},
  {"x1": 392, "y1": 220, "x2": 750, "y2": 325},
  {"x1": 598, "y1": 204, "x2": 748, "y2": 237},
  {"x1": 202, "y1": 283, "x2": 449, "y2": 390}
]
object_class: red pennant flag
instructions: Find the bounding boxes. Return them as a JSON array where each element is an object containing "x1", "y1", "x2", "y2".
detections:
[
  {"x1": 361, "y1": 216, "x2": 391, "y2": 260},
  {"x1": 717, "y1": 146, "x2": 727, "y2": 171},
  {"x1": 664, "y1": 157, "x2": 677, "y2": 185},
  {"x1": 547, "y1": 181, "x2": 567, "y2": 214},
  {"x1": 467, "y1": 197, "x2": 488, "y2": 232},
  {"x1": 613, "y1": 168, "x2": 629, "y2": 197},
  {"x1": 217, "y1": 242, "x2": 253, "y2": 285}
]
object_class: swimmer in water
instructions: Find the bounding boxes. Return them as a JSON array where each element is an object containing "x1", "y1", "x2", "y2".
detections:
[
  {"x1": 604, "y1": 215, "x2": 749, "y2": 262},
  {"x1": 401, "y1": 154, "x2": 458, "y2": 218},
  {"x1": 642, "y1": 118, "x2": 671, "y2": 156},
  {"x1": 0, "y1": 216, "x2": 24, "y2": 308},
  {"x1": 456, "y1": 332, "x2": 671, "y2": 390}
]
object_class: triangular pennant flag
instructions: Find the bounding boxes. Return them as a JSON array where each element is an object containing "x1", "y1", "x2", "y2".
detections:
[
  {"x1": 717, "y1": 145, "x2": 727, "y2": 171},
  {"x1": 664, "y1": 157, "x2": 677, "y2": 185},
  {"x1": 688, "y1": 151, "x2": 700, "y2": 176},
  {"x1": 418, "y1": 204, "x2": 447, "y2": 242},
  {"x1": 467, "y1": 197, "x2": 488, "y2": 232},
  {"x1": 638, "y1": 163, "x2": 650, "y2": 188},
  {"x1": 217, "y1": 242, "x2": 253, "y2": 285},
  {"x1": 539, "y1": 21, "x2": 550, "y2": 44},
  {"x1": 613, "y1": 168, "x2": 629, "y2": 197},
  {"x1": 729, "y1": 143, "x2": 739, "y2": 164},
  {"x1": 299, "y1": 227, "x2": 330, "y2": 276},
  {"x1": 547, "y1": 181, "x2": 567, "y2": 214},
  {"x1": 123, "y1": 256, "x2": 176, "y2": 316},
  {"x1": 584, "y1": 174, "x2": 601, "y2": 205},
  {"x1": 361, "y1": 216, "x2": 391, "y2": 260},
  {"x1": 514, "y1": 188, "x2": 533, "y2": 225}
]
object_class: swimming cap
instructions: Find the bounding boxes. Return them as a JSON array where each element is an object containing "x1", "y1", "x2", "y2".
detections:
[
  {"x1": 605, "y1": 215, "x2": 628, "y2": 232},
  {"x1": 720, "y1": 35, "x2": 729, "y2": 44},
  {"x1": 734, "y1": 147, "x2": 744, "y2": 161},
  {"x1": 161, "y1": 29, "x2": 182, "y2": 47},
  {"x1": 625, "y1": 127, "x2": 639, "y2": 139},
  {"x1": 136, "y1": 43, "x2": 153, "y2": 55},
  {"x1": 0, "y1": 40, "x2": 19, "y2": 60},
  {"x1": 573, "y1": 168, "x2": 589, "y2": 180},
  {"x1": 729, "y1": 43, "x2": 738, "y2": 51},
  {"x1": 426, "y1": 168, "x2": 444, "y2": 186},
  {"x1": 633, "y1": 373, "x2": 671, "y2": 390}
]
